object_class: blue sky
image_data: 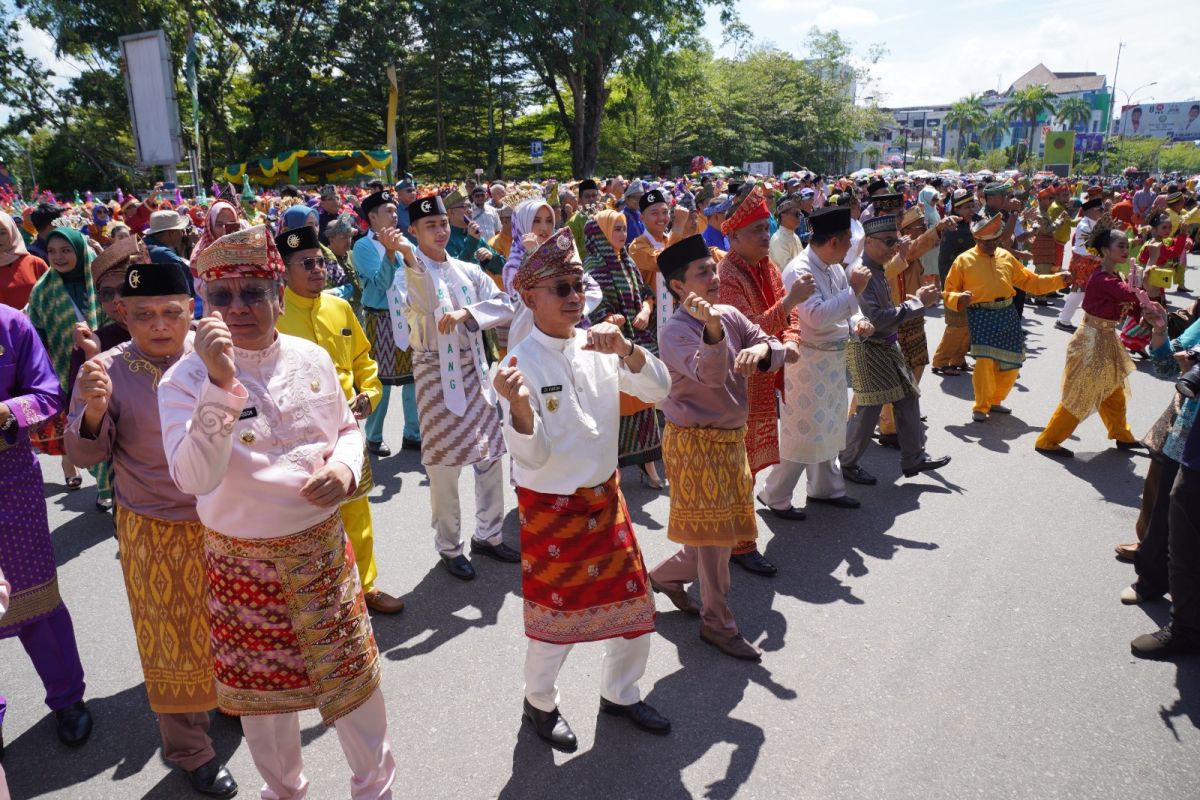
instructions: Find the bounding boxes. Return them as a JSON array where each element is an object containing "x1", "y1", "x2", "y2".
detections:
[{"x1": 702, "y1": 0, "x2": 1196, "y2": 110}]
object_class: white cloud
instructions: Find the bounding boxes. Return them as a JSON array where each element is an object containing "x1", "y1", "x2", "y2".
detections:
[{"x1": 816, "y1": 6, "x2": 878, "y2": 28}]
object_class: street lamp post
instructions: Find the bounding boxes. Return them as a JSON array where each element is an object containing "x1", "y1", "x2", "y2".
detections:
[{"x1": 1112, "y1": 82, "x2": 1158, "y2": 177}]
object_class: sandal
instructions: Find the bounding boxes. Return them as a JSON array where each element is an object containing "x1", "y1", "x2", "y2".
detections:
[
  {"x1": 637, "y1": 464, "x2": 665, "y2": 491},
  {"x1": 932, "y1": 366, "x2": 961, "y2": 377},
  {"x1": 65, "y1": 475, "x2": 82, "y2": 490}
]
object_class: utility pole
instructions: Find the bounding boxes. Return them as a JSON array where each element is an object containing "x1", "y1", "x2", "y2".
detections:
[{"x1": 1101, "y1": 42, "x2": 1124, "y2": 178}]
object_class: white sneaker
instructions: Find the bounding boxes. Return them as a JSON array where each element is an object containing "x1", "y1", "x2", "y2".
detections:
[{"x1": 1120, "y1": 585, "x2": 1143, "y2": 605}]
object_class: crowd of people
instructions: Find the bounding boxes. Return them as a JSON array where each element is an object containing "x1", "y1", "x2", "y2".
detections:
[{"x1": 2, "y1": 164, "x2": 1200, "y2": 798}]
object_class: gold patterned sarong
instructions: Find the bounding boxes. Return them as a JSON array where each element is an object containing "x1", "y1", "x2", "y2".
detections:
[
  {"x1": 114, "y1": 507, "x2": 217, "y2": 713},
  {"x1": 1060, "y1": 313, "x2": 1135, "y2": 421},
  {"x1": 204, "y1": 514, "x2": 381, "y2": 724},
  {"x1": 661, "y1": 423, "x2": 756, "y2": 548}
]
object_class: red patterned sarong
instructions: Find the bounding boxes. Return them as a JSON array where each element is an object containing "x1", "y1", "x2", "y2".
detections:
[
  {"x1": 204, "y1": 514, "x2": 380, "y2": 724},
  {"x1": 1068, "y1": 252, "x2": 1101, "y2": 291},
  {"x1": 517, "y1": 472, "x2": 656, "y2": 645}
]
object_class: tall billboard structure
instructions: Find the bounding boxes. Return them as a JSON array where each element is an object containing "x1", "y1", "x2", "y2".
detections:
[{"x1": 118, "y1": 30, "x2": 184, "y2": 170}]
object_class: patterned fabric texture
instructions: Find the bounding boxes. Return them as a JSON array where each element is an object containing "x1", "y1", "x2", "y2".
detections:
[
  {"x1": 517, "y1": 472, "x2": 656, "y2": 645},
  {"x1": 364, "y1": 307, "x2": 413, "y2": 385},
  {"x1": 847, "y1": 339, "x2": 919, "y2": 407},
  {"x1": 0, "y1": 436, "x2": 62, "y2": 637},
  {"x1": 616, "y1": 407, "x2": 662, "y2": 468},
  {"x1": 778, "y1": 342, "x2": 848, "y2": 465},
  {"x1": 966, "y1": 299, "x2": 1024, "y2": 371},
  {"x1": 1059, "y1": 314, "x2": 1135, "y2": 421},
  {"x1": 412, "y1": 349, "x2": 505, "y2": 468},
  {"x1": 1068, "y1": 251, "x2": 1101, "y2": 291},
  {"x1": 898, "y1": 317, "x2": 929, "y2": 370},
  {"x1": 114, "y1": 507, "x2": 216, "y2": 713},
  {"x1": 204, "y1": 514, "x2": 381, "y2": 725},
  {"x1": 661, "y1": 422, "x2": 756, "y2": 548}
]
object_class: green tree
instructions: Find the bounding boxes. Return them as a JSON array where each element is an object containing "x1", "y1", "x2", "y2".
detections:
[
  {"x1": 944, "y1": 93, "x2": 986, "y2": 162},
  {"x1": 978, "y1": 111, "x2": 1009, "y2": 152},
  {"x1": 1054, "y1": 96, "x2": 1092, "y2": 131},
  {"x1": 1004, "y1": 84, "x2": 1057, "y2": 167}
]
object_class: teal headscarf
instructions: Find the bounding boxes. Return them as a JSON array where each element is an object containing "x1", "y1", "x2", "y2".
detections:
[{"x1": 45, "y1": 227, "x2": 94, "y2": 311}]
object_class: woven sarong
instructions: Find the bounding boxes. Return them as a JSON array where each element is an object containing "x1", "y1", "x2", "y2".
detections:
[
  {"x1": 744, "y1": 371, "x2": 780, "y2": 475},
  {"x1": 967, "y1": 299, "x2": 1024, "y2": 371},
  {"x1": 204, "y1": 514, "x2": 381, "y2": 724},
  {"x1": 1067, "y1": 252, "x2": 1101, "y2": 291},
  {"x1": 364, "y1": 308, "x2": 413, "y2": 385},
  {"x1": 617, "y1": 407, "x2": 662, "y2": 468},
  {"x1": 779, "y1": 340, "x2": 848, "y2": 465},
  {"x1": 517, "y1": 472, "x2": 656, "y2": 645},
  {"x1": 115, "y1": 507, "x2": 216, "y2": 713},
  {"x1": 897, "y1": 317, "x2": 929, "y2": 370},
  {"x1": 1031, "y1": 234, "x2": 1059, "y2": 271},
  {"x1": 661, "y1": 423, "x2": 755, "y2": 548},
  {"x1": 1060, "y1": 314, "x2": 1135, "y2": 421},
  {"x1": 412, "y1": 349, "x2": 505, "y2": 468},
  {"x1": 847, "y1": 339, "x2": 919, "y2": 407}
]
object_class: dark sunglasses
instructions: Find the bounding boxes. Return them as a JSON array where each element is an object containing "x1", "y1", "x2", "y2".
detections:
[
  {"x1": 535, "y1": 279, "x2": 584, "y2": 298},
  {"x1": 98, "y1": 287, "x2": 119, "y2": 303},
  {"x1": 290, "y1": 256, "x2": 326, "y2": 272},
  {"x1": 871, "y1": 236, "x2": 900, "y2": 248},
  {"x1": 208, "y1": 287, "x2": 273, "y2": 308}
]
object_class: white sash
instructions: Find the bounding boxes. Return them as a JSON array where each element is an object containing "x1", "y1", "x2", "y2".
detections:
[
  {"x1": 373, "y1": 232, "x2": 411, "y2": 350},
  {"x1": 427, "y1": 256, "x2": 492, "y2": 417},
  {"x1": 641, "y1": 231, "x2": 675, "y2": 333}
]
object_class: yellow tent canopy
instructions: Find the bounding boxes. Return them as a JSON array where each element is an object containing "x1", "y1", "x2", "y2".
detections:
[{"x1": 218, "y1": 149, "x2": 393, "y2": 186}]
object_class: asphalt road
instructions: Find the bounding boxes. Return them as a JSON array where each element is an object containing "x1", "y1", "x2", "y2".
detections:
[{"x1": 4, "y1": 272, "x2": 1199, "y2": 800}]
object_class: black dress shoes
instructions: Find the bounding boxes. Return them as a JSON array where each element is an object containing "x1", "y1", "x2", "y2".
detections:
[
  {"x1": 55, "y1": 700, "x2": 92, "y2": 746},
  {"x1": 523, "y1": 699, "x2": 577, "y2": 752},
  {"x1": 1116, "y1": 440, "x2": 1147, "y2": 451},
  {"x1": 599, "y1": 697, "x2": 671, "y2": 735},
  {"x1": 188, "y1": 757, "x2": 239, "y2": 798},
  {"x1": 470, "y1": 539, "x2": 521, "y2": 563},
  {"x1": 841, "y1": 465, "x2": 877, "y2": 486},
  {"x1": 401, "y1": 437, "x2": 421, "y2": 451},
  {"x1": 366, "y1": 440, "x2": 391, "y2": 457},
  {"x1": 876, "y1": 433, "x2": 900, "y2": 450},
  {"x1": 755, "y1": 494, "x2": 805, "y2": 520},
  {"x1": 807, "y1": 494, "x2": 861, "y2": 509},
  {"x1": 441, "y1": 554, "x2": 476, "y2": 581},
  {"x1": 902, "y1": 455, "x2": 951, "y2": 478},
  {"x1": 730, "y1": 551, "x2": 777, "y2": 576}
]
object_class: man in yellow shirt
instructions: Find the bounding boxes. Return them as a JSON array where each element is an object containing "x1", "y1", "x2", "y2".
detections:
[
  {"x1": 274, "y1": 225, "x2": 405, "y2": 614},
  {"x1": 942, "y1": 214, "x2": 1071, "y2": 421}
]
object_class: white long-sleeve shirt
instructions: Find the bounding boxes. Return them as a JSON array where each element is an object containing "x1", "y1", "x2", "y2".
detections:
[
  {"x1": 499, "y1": 326, "x2": 671, "y2": 495},
  {"x1": 158, "y1": 333, "x2": 363, "y2": 537},
  {"x1": 784, "y1": 246, "x2": 863, "y2": 345}
]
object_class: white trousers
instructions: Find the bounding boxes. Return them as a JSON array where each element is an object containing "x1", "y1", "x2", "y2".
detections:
[
  {"x1": 1058, "y1": 291, "x2": 1084, "y2": 325},
  {"x1": 240, "y1": 688, "x2": 395, "y2": 800},
  {"x1": 426, "y1": 457, "x2": 505, "y2": 557},
  {"x1": 759, "y1": 457, "x2": 846, "y2": 510},
  {"x1": 523, "y1": 634, "x2": 651, "y2": 713}
]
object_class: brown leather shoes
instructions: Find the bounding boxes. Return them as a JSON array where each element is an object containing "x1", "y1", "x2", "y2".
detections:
[
  {"x1": 1114, "y1": 542, "x2": 1138, "y2": 562},
  {"x1": 364, "y1": 588, "x2": 406, "y2": 614},
  {"x1": 699, "y1": 628, "x2": 762, "y2": 661},
  {"x1": 650, "y1": 578, "x2": 701, "y2": 614}
]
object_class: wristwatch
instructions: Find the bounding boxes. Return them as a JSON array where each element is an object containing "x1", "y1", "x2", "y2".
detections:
[{"x1": 0, "y1": 414, "x2": 15, "y2": 432}]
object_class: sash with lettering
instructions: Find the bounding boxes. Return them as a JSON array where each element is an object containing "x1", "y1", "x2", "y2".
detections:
[
  {"x1": 644, "y1": 230, "x2": 677, "y2": 333},
  {"x1": 374, "y1": 231, "x2": 411, "y2": 351},
  {"x1": 418, "y1": 250, "x2": 493, "y2": 416}
]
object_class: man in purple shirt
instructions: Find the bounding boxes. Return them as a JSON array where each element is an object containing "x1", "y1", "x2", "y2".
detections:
[
  {"x1": 1132, "y1": 181, "x2": 1157, "y2": 224},
  {"x1": 648, "y1": 234, "x2": 793, "y2": 661}
]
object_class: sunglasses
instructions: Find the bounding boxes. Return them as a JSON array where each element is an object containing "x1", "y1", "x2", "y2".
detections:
[
  {"x1": 534, "y1": 280, "x2": 584, "y2": 298},
  {"x1": 290, "y1": 256, "x2": 327, "y2": 272},
  {"x1": 98, "y1": 287, "x2": 120, "y2": 303},
  {"x1": 871, "y1": 236, "x2": 900, "y2": 248},
  {"x1": 207, "y1": 287, "x2": 273, "y2": 308}
]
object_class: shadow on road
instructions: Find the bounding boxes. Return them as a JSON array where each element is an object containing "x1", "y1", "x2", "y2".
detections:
[{"x1": 44, "y1": 488, "x2": 114, "y2": 568}]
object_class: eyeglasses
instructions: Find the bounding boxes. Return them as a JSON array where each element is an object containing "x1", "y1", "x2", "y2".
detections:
[
  {"x1": 871, "y1": 236, "x2": 900, "y2": 248},
  {"x1": 290, "y1": 256, "x2": 326, "y2": 272},
  {"x1": 533, "y1": 280, "x2": 584, "y2": 298},
  {"x1": 98, "y1": 287, "x2": 120, "y2": 303},
  {"x1": 207, "y1": 287, "x2": 273, "y2": 308}
]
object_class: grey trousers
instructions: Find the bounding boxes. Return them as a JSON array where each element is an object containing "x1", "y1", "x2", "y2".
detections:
[
  {"x1": 426, "y1": 457, "x2": 505, "y2": 557},
  {"x1": 841, "y1": 392, "x2": 925, "y2": 471}
]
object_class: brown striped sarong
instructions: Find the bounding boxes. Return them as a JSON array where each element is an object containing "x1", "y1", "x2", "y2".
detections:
[
  {"x1": 897, "y1": 317, "x2": 929, "y2": 371},
  {"x1": 617, "y1": 408, "x2": 662, "y2": 468},
  {"x1": 412, "y1": 349, "x2": 505, "y2": 468},
  {"x1": 115, "y1": 507, "x2": 216, "y2": 714},
  {"x1": 364, "y1": 307, "x2": 413, "y2": 385}
]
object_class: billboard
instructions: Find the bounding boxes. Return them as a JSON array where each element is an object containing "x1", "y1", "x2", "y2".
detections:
[
  {"x1": 1117, "y1": 102, "x2": 1200, "y2": 141},
  {"x1": 119, "y1": 30, "x2": 183, "y2": 167}
]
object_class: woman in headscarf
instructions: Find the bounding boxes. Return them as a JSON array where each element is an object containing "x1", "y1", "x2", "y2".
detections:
[
  {"x1": 85, "y1": 204, "x2": 113, "y2": 248},
  {"x1": 190, "y1": 200, "x2": 242, "y2": 263},
  {"x1": 583, "y1": 210, "x2": 665, "y2": 488},
  {"x1": 502, "y1": 198, "x2": 556, "y2": 295},
  {"x1": 0, "y1": 211, "x2": 49, "y2": 308},
  {"x1": 25, "y1": 226, "x2": 107, "y2": 491}
]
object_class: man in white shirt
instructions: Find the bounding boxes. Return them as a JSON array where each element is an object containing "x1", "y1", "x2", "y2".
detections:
[
  {"x1": 470, "y1": 185, "x2": 502, "y2": 241},
  {"x1": 493, "y1": 226, "x2": 672, "y2": 752}
]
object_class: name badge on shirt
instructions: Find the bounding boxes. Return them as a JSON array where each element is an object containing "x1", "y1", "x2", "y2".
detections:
[
  {"x1": 238, "y1": 407, "x2": 258, "y2": 420},
  {"x1": 541, "y1": 385, "x2": 562, "y2": 412}
]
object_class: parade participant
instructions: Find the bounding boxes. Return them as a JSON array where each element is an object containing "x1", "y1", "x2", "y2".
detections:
[
  {"x1": 470, "y1": 185, "x2": 502, "y2": 242},
  {"x1": 565, "y1": 178, "x2": 601, "y2": 252},
  {"x1": 622, "y1": 180, "x2": 646, "y2": 244},
  {"x1": 942, "y1": 214, "x2": 1071, "y2": 422},
  {"x1": 317, "y1": 184, "x2": 342, "y2": 242},
  {"x1": 628, "y1": 187, "x2": 689, "y2": 323},
  {"x1": 761, "y1": 205, "x2": 870, "y2": 509},
  {"x1": 651, "y1": 234, "x2": 789, "y2": 661},
  {"x1": 1056, "y1": 197, "x2": 1104, "y2": 333},
  {"x1": 274, "y1": 224, "x2": 405, "y2": 614},
  {"x1": 0, "y1": 211, "x2": 48, "y2": 309},
  {"x1": 582, "y1": 211, "x2": 664, "y2": 488},
  {"x1": 1029, "y1": 186, "x2": 1070, "y2": 305},
  {"x1": 26, "y1": 202, "x2": 62, "y2": 261},
  {"x1": 353, "y1": 189, "x2": 421, "y2": 456},
  {"x1": 1034, "y1": 224, "x2": 1159, "y2": 457},
  {"x1": 916, "y1": 178, "x2": 943, "y2": 278},
  {"x1": 494, "y1": 227, "x2": 672, "y2": 752},
  {"x1": 403, "y1": 194, "x2": 518, "y2": 580},
  {"x1": 769, "y1": 194, "x2": 806, "y2": 270},
  {"x1": 63, "y1": 263, "x2": 237, "y2": 797},
  {"x1": 502, "y1": 197, "x2": 556, "y2": 296},
  {"x1": 701, "y1": 195, "x2": 731, "y2": 251},
  {"x1": 444, "y1": 187, "x2": 501, "y2": 274},
  {"x1": 191, "y1": 201, "x2": 243, "y2": 264},
  {"x1": 143, "y1": 210, "x2": 194, "y2": 284},
  {"x1": 930, "y1": 189, "x2": 979, "y2": 376},
  {"x1": 324, "y1": 212, "x2": 364, "y2": 311},
  {"x1": 0, "y1": 304, "x2": 92, "y2": 748},
  {"x1": 25, "y1": 226, "x2": 105, "y2": 488},
  {"x1": 489, "y1": 205, "x2": 514, "y2": 262},
  {"x1": 718, "y1": 185, "x2": 813, "y2": 574},
  {"x1": 839, "y1": 214, "x2": 950, "y2": 483},
  {"x1": 86, "y1": 203, "x2": 113, "y2": 247},
  {"x1": 159, "y1": 225, "x2": 395, "y2": 799}
]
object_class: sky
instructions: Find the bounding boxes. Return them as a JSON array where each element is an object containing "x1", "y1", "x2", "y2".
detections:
[{"x1": 702, "y1": 0, "x2": 1197, "y2": 110}]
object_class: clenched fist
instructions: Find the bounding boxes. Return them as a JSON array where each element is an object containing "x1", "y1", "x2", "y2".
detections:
[
  {"x1": 848, "y1": 264, "x2": 872, "y2": 294},
  {"x1": 196, "y1": 311, "x2": 236, "y2": 391}
]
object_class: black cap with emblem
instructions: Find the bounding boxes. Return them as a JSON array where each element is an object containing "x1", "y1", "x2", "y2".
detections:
[
  {"x1": 360, "y1": 190, "x2": 396, "y2": 217},
  {"x1": 120, "y1": 261, "x2": 193, "y2": 297},
  {"x1": 408, "y1": 194, "x2": 448, "y2": 223},
  {"x1": 274, "y1": 225, "x2": 321, "y2": 261},
  {"x1": 639, "y1": 188, "x2": 669, "y2": 213}
]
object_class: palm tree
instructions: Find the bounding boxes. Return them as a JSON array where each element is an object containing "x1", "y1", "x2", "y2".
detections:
[
  {"x1": 1055, "y1": 96, "x2": 1093, "y2": 132},
  {"x1": 1004, "y1": 84, "x2": 1058, "y2": 167},
  {"x1": 945, "y1": 93, "x2": 987, "y2": 161},
  {"x1": 979, "y1": 111, "x2": 1009, "y2": 151},
  {"x1": 862, "y1": 146, "x2": 881, "y2": 169}
]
